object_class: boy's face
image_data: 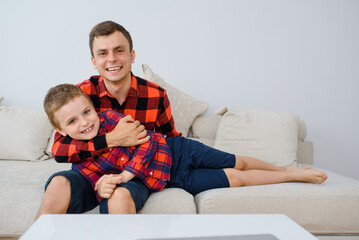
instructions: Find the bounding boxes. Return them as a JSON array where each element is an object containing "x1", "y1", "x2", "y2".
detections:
[
  {"x1": 54, "y1": 95, "x2": 100, "y2": 140},
  {"x1": 91, "y1": 30, "x2": 135, "y2": 84}
]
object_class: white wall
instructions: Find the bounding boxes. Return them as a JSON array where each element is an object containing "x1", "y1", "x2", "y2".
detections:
[{"x1": 1, "y1": 0, "x2": 358, "y2": 180}]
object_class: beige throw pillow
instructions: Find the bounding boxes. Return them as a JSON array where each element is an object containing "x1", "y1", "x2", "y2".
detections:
[
  {"x1": 213, "y1": 108, "x2": 299, "y2": 167},
  {"x1": 142, "y1": 64, "x2": 207, "y2": 137},
  {"x1": 0, "y1": 105, "x2": 53, "y2": 161}
]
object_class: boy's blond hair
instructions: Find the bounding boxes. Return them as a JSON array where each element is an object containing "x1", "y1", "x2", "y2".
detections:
[{"x1": 44, "y1": 84, "x2": 93, "y2": 129}]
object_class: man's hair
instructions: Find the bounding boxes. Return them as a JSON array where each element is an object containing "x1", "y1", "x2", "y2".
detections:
[
  {"x1": 44, "y1": 84, "x2": 92, "y2": 129},
  {"x1": 89, "y1": 20, "x2": 133, "y2": 57}
]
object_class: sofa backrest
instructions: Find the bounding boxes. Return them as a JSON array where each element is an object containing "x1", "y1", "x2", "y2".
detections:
[{"x1": 190, "y1": 115, "x2": 313, "y2": 165}]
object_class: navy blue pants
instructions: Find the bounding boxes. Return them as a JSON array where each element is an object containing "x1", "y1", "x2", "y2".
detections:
[
  {"x1": 45, "y1": 170, "x2": 150, "y2": 213},
  {"x1": 166, "y1": 137, "x2": 236, "y2": 195}
]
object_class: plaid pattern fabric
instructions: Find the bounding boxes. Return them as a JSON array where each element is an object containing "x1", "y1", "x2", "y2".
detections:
[
  {"x1": 71, "y1": 110, "x2": 172, "y2": 201},
  {"x1": 52, "y1": 73, "x2": 181, "y2": 163}
]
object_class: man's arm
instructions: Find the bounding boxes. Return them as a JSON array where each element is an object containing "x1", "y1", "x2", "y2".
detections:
[
  {"x1": 52, "y1": 115, "x2": 149, "y2": 163},
  {"x1": 155, "y1": 90, "x2": 181, "y2": 137},
  {"x1": 106, "y1": 115, "x2": 150, "y2": 147}
]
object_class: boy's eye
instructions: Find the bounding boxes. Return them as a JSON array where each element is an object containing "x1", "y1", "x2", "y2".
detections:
[
  {"x1": 84, "y1": 110, "x2": 90, "y2": 115},
  {"x1": 68, "y1": 119, "x2": 76, "y2": 125}
]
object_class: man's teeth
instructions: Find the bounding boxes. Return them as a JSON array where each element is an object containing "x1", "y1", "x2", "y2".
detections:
[{"x1": 107, "y1": 67, "x2": 122, "y2": 72}]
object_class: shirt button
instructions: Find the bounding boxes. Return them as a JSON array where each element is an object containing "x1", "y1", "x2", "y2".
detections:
[
  {"x1": 121, "y1": 157, "x2": 125, "y2": 161},
  {"x1": 109, "y1": 148, "x2": 112, "y2": 151},
  {"x1": 164, "y1": 135, "x2": 167, "y2": 138},
  {"x1": 150, "y1": 172, "x2": 153, "y2": 175}
]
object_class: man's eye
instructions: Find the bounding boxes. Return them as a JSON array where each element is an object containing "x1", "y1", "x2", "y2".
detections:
[
  {"x1": 117, "y1": 49, "x2": 123, "y2": 53},
  {"x1": 98, "y1": 52, "x2": 106, "y2": 56}
]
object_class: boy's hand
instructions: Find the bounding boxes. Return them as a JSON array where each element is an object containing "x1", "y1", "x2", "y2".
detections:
[
  {"x1": 106, "y1": 115, "x2": 150, "y2": 147},
  {"x1": 95, "y1": 174, "x2": 121, "y2": 199}
]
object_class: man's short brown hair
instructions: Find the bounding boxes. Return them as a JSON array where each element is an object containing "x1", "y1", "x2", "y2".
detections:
[
  {"x1": 89, "y1": 20, "x2": 133, "y2": 57},
  {"x1": 44, "y1": 84, "x2": 92, "y2": 129}
]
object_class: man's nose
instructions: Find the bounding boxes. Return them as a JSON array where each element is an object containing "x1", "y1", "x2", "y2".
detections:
[{"x1": 108, "y1": 51, "x2": 116, "y2": 62}]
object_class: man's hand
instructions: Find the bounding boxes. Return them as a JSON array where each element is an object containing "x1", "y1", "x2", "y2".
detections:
[
  {"x1": 106, "y1": 115, "x2": 150, "y2": 147},
  {"x1": 95, "y1": 174, "x2": 122, "y2": 199}
]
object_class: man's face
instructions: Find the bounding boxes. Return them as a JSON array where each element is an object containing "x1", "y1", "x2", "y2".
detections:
[
  {"x1": 91, "y1": 31, "x2": 135, "y2": 83},
  {"x1": 54, "y1": 96, "x2": 100, "y2": 141}
]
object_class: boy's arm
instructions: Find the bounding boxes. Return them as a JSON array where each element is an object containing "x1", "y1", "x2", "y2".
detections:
[{"x1": 124, "y1": 133, "x2": 157, "y2": 178}]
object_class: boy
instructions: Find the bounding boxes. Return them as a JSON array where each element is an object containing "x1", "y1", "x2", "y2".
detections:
[{"x1": 44, "y1": 84, "x2": 327, "y2": 213}]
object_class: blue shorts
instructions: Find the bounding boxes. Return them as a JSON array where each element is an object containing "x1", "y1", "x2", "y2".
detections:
[
  {"x1": 99, "y1": 178, "x2": 151, "y2": 214},
  {"x1": 45, "y1": 170, "x2": 98, "y2": 213},
  {"x1": 45, "y1": 170, "x2": 150, "y2": 213},
  {"x1": 165, "y1": 137, "x2": 236, "y2": 195}
]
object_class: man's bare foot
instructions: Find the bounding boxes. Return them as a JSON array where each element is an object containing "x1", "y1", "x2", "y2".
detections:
[{"x1": 287, "y1": 166, "x2": 327, "y2": 184}]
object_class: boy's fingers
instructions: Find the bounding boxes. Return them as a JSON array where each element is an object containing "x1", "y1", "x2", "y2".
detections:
[
  {"x1": 109, "y1": 175, "x2": 122, "y2": 184},
  {"x1": 122, "y1": 115, "x2": 135, "y2": 123}
]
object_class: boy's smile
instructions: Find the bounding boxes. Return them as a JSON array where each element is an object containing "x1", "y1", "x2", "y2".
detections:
[{"x1": 54, "y1": 95, "x2": 100, "y2": 140}]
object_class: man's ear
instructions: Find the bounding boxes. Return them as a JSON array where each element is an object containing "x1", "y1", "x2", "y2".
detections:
[
  {"x1": 56, "y1": 128, "x2": 68, "y2": 137},
  {"x1": 91, "y1": 57, "x2": 97, "y2": 69},
  {"x1": 131, "y1": 50, "x2": 136, "y2": 64}
]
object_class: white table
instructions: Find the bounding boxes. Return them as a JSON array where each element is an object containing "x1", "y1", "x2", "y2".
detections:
[{"x1": 20, "y1": 214, "x2": 317, "y2": 240}]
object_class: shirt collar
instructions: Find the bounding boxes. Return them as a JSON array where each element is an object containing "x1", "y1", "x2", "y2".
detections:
[
  {"x1": 128, "y1": 73, "x2": 138, "y2": 97},
  {"x1": 98, "y1": 73, "x2": 138, "y2": 98}
]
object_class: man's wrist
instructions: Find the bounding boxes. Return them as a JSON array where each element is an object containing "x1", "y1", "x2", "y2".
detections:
[{"x1": 105, "y1": 132, "x2": 121, "y2": 148}]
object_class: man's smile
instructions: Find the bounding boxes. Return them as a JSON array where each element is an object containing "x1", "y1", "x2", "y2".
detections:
[{"x1": 107, "y1": 66, "x2": 123, "y2": 72}]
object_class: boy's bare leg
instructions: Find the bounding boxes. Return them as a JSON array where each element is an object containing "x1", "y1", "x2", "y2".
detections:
[
  {"x1": 107, "y1": 187, "x2": 136, "y2": 214},
  {"x1": 35, "y1": 176, "x2": 70, "y2": 219},
  {"x1": 234, "y1": 155, "x2": 286, "y2": 171},
  {"x1": 224, "y1": 165, "x2": 327, "y2": 187}
]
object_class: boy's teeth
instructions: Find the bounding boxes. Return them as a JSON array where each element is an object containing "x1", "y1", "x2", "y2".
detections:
[{"x1": 82, "y1": 126, "x2": 92, "y2": 133}]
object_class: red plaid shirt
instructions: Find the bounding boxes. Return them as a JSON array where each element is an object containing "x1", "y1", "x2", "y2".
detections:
[
  {"x1": 52, "y1": 73, "x2": 181, "y2": 163},
  {"x1": 66, "y1": 110, "x2": 172, "y2": 201}
]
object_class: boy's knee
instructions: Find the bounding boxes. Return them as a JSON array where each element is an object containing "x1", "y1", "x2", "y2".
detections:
[
  {"x1": 110, "y1": 187, "x2": 133, "y2": 202},
  {"x1": 108, "y1": 187, "x2": 136, "y2": 214},
  {"x1": 40, "y1": 176, "x2": 71, "y2": 214},
  {"x1": 44, "y1": 176, "x2": 71, "y2": 203},
  {"x1": 48, "y1": 175, "x2": 70, "y2": 190}
]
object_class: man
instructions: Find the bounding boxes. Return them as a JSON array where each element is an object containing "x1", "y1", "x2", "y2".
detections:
[{"x1": 36, "y1": 21, "x2": 181, "y2": 218}]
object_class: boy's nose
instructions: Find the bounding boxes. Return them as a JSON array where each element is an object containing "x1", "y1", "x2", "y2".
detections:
[{"x1": 80, "y1": 117, "x2": 88, "y2": 126}]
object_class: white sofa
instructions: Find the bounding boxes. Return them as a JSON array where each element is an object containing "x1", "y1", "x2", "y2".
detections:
[{"x1": 1, "y1": 65, "x2": 359, "y2": 239}]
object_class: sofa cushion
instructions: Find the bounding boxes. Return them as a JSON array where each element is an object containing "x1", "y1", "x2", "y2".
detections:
[
  {"x1": 213, "y1": 108, "x2": 298, "y2": 167},
  {"x1": 194, "y1": 167, "x2": 359, "y2": 234},
  {"x1": 0, "y1": 105, "x2": 54, "y2": 161},
  {"x1": 142, "y1": 64, "x2": 207, "y2": 137},
  {"x1": 0, "y1": 159, "x2": 71, "y2": 234},
  {"x1": 140, "y1": 188, "x2": 197, "y2": 214}
]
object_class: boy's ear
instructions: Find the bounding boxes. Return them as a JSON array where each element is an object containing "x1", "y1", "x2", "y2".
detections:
[{"x1": 56, "y1": 128, "x2": 68, "y2": 137}]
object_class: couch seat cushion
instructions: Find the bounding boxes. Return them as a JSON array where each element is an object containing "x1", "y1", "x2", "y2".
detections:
[
  {"x1": 194, "y1": 166, "x2": 359, "y2": 234},
  {"x1": 0, "y1": 159, "x2": 71, "y2": 234},
  {"x1": 140, "y1": 188, "x2": 196, "y2": 214}
]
